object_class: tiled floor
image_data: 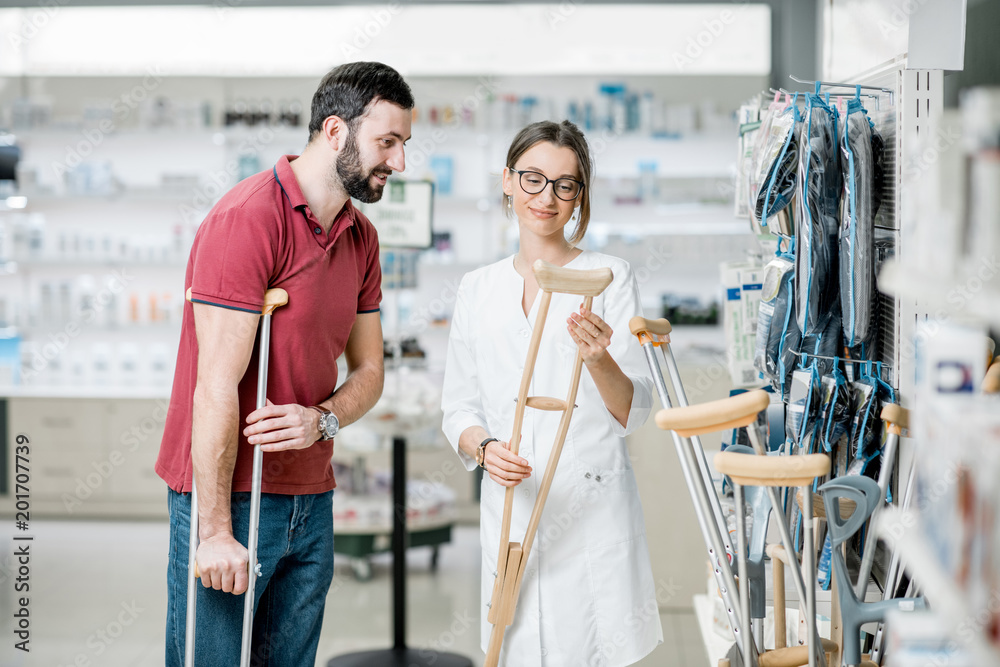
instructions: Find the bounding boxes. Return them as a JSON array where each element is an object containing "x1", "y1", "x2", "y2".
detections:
[{"x1": 0, "y1": 520, "x2": 708, "y2": 666}]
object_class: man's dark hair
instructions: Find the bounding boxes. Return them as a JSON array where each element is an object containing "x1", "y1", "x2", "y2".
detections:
[{"x1": 308, "y1": 62, "x2": 414, "y2": 141}]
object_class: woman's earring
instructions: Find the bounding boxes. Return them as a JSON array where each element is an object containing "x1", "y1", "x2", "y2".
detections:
[
  {"x1": 570, "y1": 206, "x2": 580, "y2": 223},
  {"x1": 507, "y1": 196, "x2": 513, "y2": 212}
]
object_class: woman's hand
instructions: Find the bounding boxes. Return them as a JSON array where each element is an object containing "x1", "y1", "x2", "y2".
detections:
[
  {"x1": 243, "y1": 399, "x2": 321, "y2": 452},
  {"x1": 484, "y1": 440, "x2": 532, "y2": 487},
  {"x1": 567, "y1": 304, "x2": 613, "y2": 366}
]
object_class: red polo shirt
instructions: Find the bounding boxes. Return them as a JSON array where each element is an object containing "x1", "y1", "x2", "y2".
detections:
[{"x1": 156, "y1": 155, "x2": 381, "y2": 495}]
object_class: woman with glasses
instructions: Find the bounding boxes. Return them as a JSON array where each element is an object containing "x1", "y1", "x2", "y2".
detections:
[{"x1": 442, "y1": 120, "x2": 663, "y2": 665}]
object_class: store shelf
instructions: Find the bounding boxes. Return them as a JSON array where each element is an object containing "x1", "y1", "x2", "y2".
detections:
[
  {"x1": 876, "y1": 508, "x2": 1000, "y2": 663},
  {"x1": 0, "y1": 384, "x2": 171, "y2": 399},
  {"x1": 7, "y1": 257, "x2": 188, "y2": 268},
  {"x1": 694, "y1": 593, "x2": 736, "y2": 667},
  {"x1": 879, "y1": 260, "x2": 1000, "y2": 329}
]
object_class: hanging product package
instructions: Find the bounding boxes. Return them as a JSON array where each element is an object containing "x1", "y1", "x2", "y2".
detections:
[
  {"x1": 795, "y1": 92, "x2": 842, "y2": 335},
  {"x1": 785, "y1": 365, "x2": 823, "y2": 454},
  {"x1": 753, "y1": 103, "x2": 800, "y2": 236},
  {"x1": 839, "y1": 98, "x2": 884, "y2": 347},
  {"x1": 846, "y1": 376, "x2": 882, "y2": 476},
  {"x1": 821, "y1": 369, "x2": 854, "y2": 477},
  {"x1": 799, "y1": 309, "x2": 843, "y2": 379},
  {"x1": 753, "y1": 255, "x2": 801, "y2": 399}
]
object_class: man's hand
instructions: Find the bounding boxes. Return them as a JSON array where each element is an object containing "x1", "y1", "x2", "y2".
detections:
[
  {"x1": 243, "y1": 399, "x2": 321, "y2": 453},
  {"x1": 196, "y1": 533, "x2": 250, "y2": 594}
]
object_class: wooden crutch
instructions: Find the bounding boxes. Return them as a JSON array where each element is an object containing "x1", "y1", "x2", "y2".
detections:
[
  {"x1": 483, "y1": 259, "x2": 613, "y2": 666},
  {"x1": 184, "y1": 287, "x2": 289, "y2": 667}
]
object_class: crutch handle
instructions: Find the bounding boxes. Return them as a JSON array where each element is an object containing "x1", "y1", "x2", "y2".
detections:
[
  {"x1": 714, "y1": 451, "x2": 830, "y2": 488},
  {"x1": 532, "y1": 259, "x2": 613, "y2": 296},
  {"x1": 880, "y1": 403, "x2": 909, "y2": 435},
  {"x1": 192, "y1": 562, "x2": 251, "y2": 579},
  {"x1": 185, "y1": 287, "x2": 288, "y2": 315},
  {"x1": 655, "y1": 389, "x2": 770, "y2": 437},
  {"x1": 628, "y1": 316, "x2": 672, "y2": 337},
  {"x1": 984, "y1": 360, "x2": 1000, "y2": 395}
]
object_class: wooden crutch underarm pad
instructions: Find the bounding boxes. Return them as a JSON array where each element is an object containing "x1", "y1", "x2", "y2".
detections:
[
  {"x1": 984, "y1": 361, "x2": 1000, "y2": 395},
  {"x1": 758, "y1": 639, "x2": 839, "y2": 667},
  {"x1": 185, "y1": 287, "x2": 289, "y2": 314},
  {"x1": 796, "y1": 489, "x2": 856, "y2": 521},
  {"x1": 714, "y1": 452, "x2": 830, "y2": 487},
  {"x1": 880, "y1": 403, "x2": 909, "y2": 431},
  {"x1": 628, "y1": 316, "x2": 672, "y2": 336},
  {"x1": 262, "y1": 288, "x2": 289, "y2": 314},
  {"x1": 655, "y1": 390, "x2": 769, "y2": 434},
  {"x1": 532, "y1": 259, "x2": 613, "y2": 296}
]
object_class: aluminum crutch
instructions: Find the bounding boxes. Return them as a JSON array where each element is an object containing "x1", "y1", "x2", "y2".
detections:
[
  {"x1": 185, "y1": 287, "x2": 289, "y2": 667},
  {"x1": 629, "y1": 317, "x2": 737, "y2": 564},
  {"x1": 629, "y1": 317, "x2": 752, "y2": 665},
  {"x1": 484, "y1": 260, "x2": 613, "y2": 667},
  {"x1": 853, "y1": 404, "x2": 908, "y2": 600},
  {"x1": 716, "y1": 448, "x2": 834, "y2": 667}
]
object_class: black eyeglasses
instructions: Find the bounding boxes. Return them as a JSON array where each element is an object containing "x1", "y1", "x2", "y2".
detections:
[{"x1": 509, "y1": 169, "x2": 585, "y2": 201}]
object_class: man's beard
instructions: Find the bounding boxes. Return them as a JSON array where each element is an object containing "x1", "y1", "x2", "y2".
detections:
[{"x1": 336, "y1": 132, "x2": 390, "y2": 204}]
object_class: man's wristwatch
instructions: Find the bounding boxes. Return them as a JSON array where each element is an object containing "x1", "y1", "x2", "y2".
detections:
[
  {"x1": 313, "y1": 408, "x2": 340, "y2": 441},
  {"x1": 476, "y1": 437, "x2": 498, "y2": 469}
]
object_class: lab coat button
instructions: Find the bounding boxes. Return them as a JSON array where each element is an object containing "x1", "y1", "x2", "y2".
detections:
[
  {"x1": 521, "y1": 330, "x2": 529, "y2": 338},
  {"x1": 595, "y1": 475, "x2": 602, "y2": 482},
  {"x1": 541, "y1": 648, "x2": 548, "y2": 657},
  {"x1": 584, "y1": 472, "x2": 592, "y2": 479}
]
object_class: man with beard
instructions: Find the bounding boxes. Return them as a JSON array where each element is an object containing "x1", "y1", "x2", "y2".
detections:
[{"x1": 156, "y1": 62, "x2": 413, "y2": 666}]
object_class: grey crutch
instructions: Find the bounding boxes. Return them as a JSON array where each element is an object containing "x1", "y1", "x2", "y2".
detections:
[{"x1": 184, "y1": 287, "x2": 289, "y2": 667}]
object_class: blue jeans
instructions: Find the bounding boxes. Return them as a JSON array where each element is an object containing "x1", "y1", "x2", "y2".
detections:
[{"x1": 165, "y1": 488, "x2": 334, "y2": 667}]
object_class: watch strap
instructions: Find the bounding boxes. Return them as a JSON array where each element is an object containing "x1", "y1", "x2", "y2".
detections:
[{"x1": 477, "y1": 437, "x2": 499, "y2": 469}]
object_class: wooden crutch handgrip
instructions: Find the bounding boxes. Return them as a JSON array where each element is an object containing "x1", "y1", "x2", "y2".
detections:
[
  {"x1": 758, "y1": 639, "x2": 839, "y2": 667},
  {"x1": 628, "y1": 316, "x2": 673, "y2": 336},
  {"x1": 880, "y1": 403, "x2": 909, "y2": 435},
  {"x1": 524, "y1": 396, "x2": 568, "y2": 411},
  {"x1": 797, "y1": 489, "x2": 856, "y2": 521},
  {"x1": 984, "y1": 360, "x2": 1000, "y2": 395},
  {"x1": 655, "y1": 389, "x2": 769, "y2": 436},
  {"x1": 532, "y1": 259, "x2": 613, "y2": 296},
  {"x1": 713, "y1": 452, "x2": 830, "y2": 488}
]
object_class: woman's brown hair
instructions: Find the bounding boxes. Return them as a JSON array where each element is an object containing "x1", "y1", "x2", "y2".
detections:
[{"x1": 504, "y1": 120, "x2": 593, "y2": 246}]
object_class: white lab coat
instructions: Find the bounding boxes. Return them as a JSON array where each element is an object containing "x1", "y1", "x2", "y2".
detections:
[{"x1": 441, "y1": 250, "x2": 663, "y2": 666}]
